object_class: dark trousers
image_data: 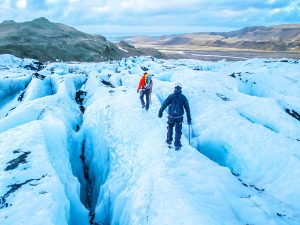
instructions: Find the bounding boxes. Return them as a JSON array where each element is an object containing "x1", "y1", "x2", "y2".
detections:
[
  {"x1": 140, "y1": 89, "x2": 150, "y2": 110},
  {"x1": 167, "y1": 116, "x2": 183, "y2": 147}
]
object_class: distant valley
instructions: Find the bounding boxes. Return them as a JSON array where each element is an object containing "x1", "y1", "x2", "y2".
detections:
[{"x1": 117, "y1": 24, "x2": 300, "y2": 61}]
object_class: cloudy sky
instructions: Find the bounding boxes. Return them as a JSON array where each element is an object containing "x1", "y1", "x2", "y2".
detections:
[{"x1": 0, "y1": 0, "x2": 300, "y2": 36}]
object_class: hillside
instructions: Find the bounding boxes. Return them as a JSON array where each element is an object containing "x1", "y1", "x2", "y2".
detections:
[
  {"x1": 122, "y1": 24, "x2": 300, "y2": 52},
  {"x1": 0, "y1": 18, "x2": 165, "y2": 62},
  {"x1": 0, "y1": 54, "x2": 300, "y2": 225}
]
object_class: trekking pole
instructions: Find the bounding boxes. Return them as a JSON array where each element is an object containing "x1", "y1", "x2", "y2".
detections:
[{"x1": 188, "y1": 124, "x2": 191, "y2": 146}]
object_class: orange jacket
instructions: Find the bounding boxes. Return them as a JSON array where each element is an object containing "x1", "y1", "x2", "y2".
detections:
[{"x1": 137, "y1": 74, "x2": 153, "y2": 92}]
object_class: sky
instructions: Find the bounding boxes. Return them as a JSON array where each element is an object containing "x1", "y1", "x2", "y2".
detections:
[{"x1": 0, "y1": 0, "x2": 300, "y2": 36}]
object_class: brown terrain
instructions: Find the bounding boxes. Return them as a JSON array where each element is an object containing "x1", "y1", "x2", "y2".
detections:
[{"x1": 120, "y1": 24, "x2": 300, "y2": 61}]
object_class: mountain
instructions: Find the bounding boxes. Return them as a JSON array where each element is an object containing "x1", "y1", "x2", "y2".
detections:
[
  {"x1": 0, "y1": 18, "x2": 165, "y2": 62},
  {"x1": 1, "y1": 54, "x2": 300, "y2": 225},
  {"x1": 122, "y1": 24, "x2": 300, "y2": 51},
  {"x1": 211, "y1": 24, "x2": 300, "y2": 41}
]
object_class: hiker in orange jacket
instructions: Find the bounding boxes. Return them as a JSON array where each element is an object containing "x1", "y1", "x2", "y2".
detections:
[{"x1": 137, "y1": 72, "x2": 153, "y2": 111}]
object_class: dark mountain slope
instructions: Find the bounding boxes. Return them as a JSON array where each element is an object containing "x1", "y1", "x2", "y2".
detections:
[{"x1": 0, "y1": 18, "x2": 165, "y2": 62}]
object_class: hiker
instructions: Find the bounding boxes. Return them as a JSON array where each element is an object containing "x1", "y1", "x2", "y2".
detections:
[
  {"x1": 158, "y1": 83, "x2": 191, "y2": 150},
  {"x1": 137, "y1": 72, "x2": 153, "y2": 111}
]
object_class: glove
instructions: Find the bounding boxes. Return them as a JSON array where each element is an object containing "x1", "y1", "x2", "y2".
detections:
[
  {"x1": 187, "y1": 119, "x2": 191, "y2": 125},
  {"x1": 137, "y1": 90, "x2": 139, "y2": 93},
  {"x1": 158, "y1": 112, "x2": 163, "y2": 118}
]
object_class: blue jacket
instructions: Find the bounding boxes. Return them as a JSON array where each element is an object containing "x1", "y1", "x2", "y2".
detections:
[{"x1": 159, "y1": 88, "x2": 191, "y2": 122}]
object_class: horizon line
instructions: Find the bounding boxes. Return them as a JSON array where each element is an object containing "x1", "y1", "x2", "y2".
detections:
[{"x1": 1, "y1": 17, "x2": 300, "y2": 37}]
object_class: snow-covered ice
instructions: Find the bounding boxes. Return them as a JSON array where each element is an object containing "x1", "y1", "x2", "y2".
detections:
[{"x1": 0, "y1": 54, "x2": 300, "y2": 225}]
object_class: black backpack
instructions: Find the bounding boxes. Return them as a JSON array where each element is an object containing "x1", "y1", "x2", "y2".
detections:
[{"x1": 169, "y1": 96, "x2": 181, "y2": 117}]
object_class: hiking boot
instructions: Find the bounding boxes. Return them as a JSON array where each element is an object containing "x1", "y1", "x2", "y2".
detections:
[
  {"x1": 175, "y1": 146, "x2": 181, "y2": 151},
  {"x1": 175, "y1": 143, "x2": 182, "y2": 147},
  {"x1": 166, "y1": 140, "x2": 172, "y2": 145}
]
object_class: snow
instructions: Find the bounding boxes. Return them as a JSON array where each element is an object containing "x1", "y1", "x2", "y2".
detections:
[
  {"x1": 0, "y1": 122, "x2": 70, "y2": 225},
  {"x1": 0, "y1": 54, "x2": 36, "y2": 69},
  {"x1": 118, "y1": 46, "x2": 129, "y2": 52},
  {"x1": 0, "y1": 54, "x2": 300, "y2": 225},
  {"x1": 0, "y1": 55, "x2": 89, "y2": 225}
]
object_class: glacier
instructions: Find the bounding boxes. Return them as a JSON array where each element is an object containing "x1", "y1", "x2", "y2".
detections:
[{"x1": 0, "y1": 54, "x2": 299, "y2": 225}]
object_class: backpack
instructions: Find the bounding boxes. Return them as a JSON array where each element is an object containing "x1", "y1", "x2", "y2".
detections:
[
  {"x1": 169, "y1": 96, "x2": 181, "y2": 117},
  {"x1": 145, "y1": 75, "x2": 152, "y2": 89}
]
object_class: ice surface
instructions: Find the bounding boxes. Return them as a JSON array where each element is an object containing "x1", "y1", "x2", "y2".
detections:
[{"x1": 0, "y1": 54, "x2": 300, "y2": 225}]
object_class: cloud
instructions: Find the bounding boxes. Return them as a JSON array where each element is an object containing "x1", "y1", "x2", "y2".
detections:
[
  {"x1": 0, "y1": 0, "x2": 299, "y2": 34},
  {"x1": 16, "y1": 0, "x2": 27, "y2": 9}
]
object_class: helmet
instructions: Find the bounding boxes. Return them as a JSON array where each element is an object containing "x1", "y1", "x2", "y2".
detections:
[{"x1": 174, "y1": 82, "x2": 182, "y2": 89}]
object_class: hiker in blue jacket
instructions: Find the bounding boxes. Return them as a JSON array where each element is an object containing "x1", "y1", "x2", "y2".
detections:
[{"x1": 158, "y1": 83, "x2": 191, "y2": 150}]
